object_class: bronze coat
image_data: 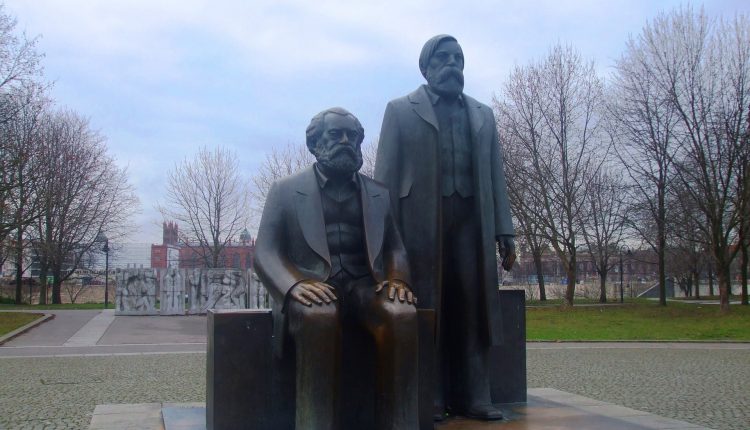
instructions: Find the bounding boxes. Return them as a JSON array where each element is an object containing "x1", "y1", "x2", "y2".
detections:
[
  {"x1": 374, "y1": 85, "x2": 514, "y2": 346},
  {"x1": 254, "y1": 165, "x2": 411, "y2": 356}
]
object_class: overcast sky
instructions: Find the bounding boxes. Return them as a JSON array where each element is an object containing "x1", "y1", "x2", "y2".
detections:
[{"x1": 4, "y1": 0, "x2": 748, "y2": 244}]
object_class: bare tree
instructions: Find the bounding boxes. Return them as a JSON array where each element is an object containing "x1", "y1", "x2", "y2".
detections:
[
  {"x1": 511, "y1": 206, "x2": 550, "y2": 301},
  {"x1": 0, "y1": 5, "x2": 45, "y2": 303},
  {"x1": 666, "y1": 185, "x2": 710, "y2": 299},
  {"x1": 32, "y1": 109, "x2": 138, "y2": 304},
  {"x1": 0, "y1": 3, "x2": 43, "y2": 125},
  {"x1": 494, "y1": 97, "x2": 550, "y2": 300},
  {"x1": 738, "y1": 108, "x2": 749, "y2": 305},
  {"x1": 614, "y1": 6, "x2": 750, "y2": 311},
  {"x1": 578, "y1": 169, "x2": 628, "y2": 303},
  {"x1": 160, "y1": 146, "x2": 250, "y2": 268},
  {"x1": 654, "y1": 8, "x2": 749, "y2": 312},
  {"x1": 496, "y1": 44, "x2": 606, "y2": 306},
  {"x1": 61, "y1": 249, "x2": 100, "y2": 304},
  {"x1": 0, "y1": 84, "x2": 48, "y2": 303},
  {"x1": 609, "y1": 30, "x2": 681, "y2": 306}
]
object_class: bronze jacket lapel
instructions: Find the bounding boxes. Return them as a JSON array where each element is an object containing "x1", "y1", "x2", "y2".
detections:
[
  {"x1": 294, "y1": 167, "x2": 331, "y2": 268},
  {"x1": 408, "y1": 86, "x2": 439, "y2": 131},
  {"x1": 359, "y1": 174, "x2": 385, "y2": 271}
]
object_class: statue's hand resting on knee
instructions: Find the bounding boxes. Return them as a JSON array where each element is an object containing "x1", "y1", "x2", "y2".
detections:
[
  {"x1": 290, "y1": 281, "x2": 338, "y2": 306},
  {"x1": 375, "y1": 280, "x2": 417, "y2": 305}
]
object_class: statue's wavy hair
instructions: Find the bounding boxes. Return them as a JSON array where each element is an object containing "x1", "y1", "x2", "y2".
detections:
[{"x1": 305, "y1": 107, "x2": 364, "y2": 154}]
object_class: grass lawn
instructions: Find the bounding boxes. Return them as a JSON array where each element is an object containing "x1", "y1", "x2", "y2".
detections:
[
  {"x1": 527, "y1": 300, "x2": 750, "y2": 341},
  {"x1": 0, "y1": 302, "x2": 114, "y2": 310},
  {"x1": 0, "y1": 312, "x2": 44, "y2": 336},
  {"x1": 527, "y1": 298, "x2": 616, "y2": 306}
]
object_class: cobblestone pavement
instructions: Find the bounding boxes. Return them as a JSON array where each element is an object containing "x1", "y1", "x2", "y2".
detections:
[
  {"x1": 0, "y1": 346, "x2": 747, "y2": 429},
  {"x1": 0, "y1": 353, "x2": 206, "y2": 429},
  {"x1": 528, "y1": 346, "x2": 750, "y2": 430}
]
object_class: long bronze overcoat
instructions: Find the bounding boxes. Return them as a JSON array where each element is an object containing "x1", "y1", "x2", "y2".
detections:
[
  {"x1": 374, "y1": 85, "x2": 514, "y2": 346},
  {"x1": 254, "y1": 165, "x2": 411, "y2": 357}
]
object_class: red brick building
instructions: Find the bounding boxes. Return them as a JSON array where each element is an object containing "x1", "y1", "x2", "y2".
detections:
[
  {"x1": 150, "y1": 222, "x2": 255, "y2": 270},
  {"x1": 151, "y1": 222, "x2": 180, "y2": 269}
]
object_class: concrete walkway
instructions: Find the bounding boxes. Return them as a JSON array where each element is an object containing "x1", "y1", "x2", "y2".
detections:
[
  {"x1": 0, "y1": 310, "x2": 207, "y2": 358},
  {"x1": 63, "y1": 309, "x2": 116, "y2": 346},
  {"x1": 3, "y1": 310, "x2": 101, "y2": 346}
]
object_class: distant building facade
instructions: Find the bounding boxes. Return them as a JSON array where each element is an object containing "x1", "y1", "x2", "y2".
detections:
[
  {"x1": 511, "y1": 247, "x2": 659, "y2": 286},
  {"x1": 151, "y1": 222, "x2": 181, "y2": 269},
  {"x1": 150, "y1": 222, "x2": 255, "y2": 270}
]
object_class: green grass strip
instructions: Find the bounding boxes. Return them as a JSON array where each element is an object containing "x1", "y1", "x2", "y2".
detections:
[
  {"x1": 0, "y1": 312, "x2": 44, "y2": 336},
  {"x1": 527, "y1": 301, "x2": 750, "y2": 341},
  {"x1": 0, "y1": 302, "x2": 114, "y2": 310}
]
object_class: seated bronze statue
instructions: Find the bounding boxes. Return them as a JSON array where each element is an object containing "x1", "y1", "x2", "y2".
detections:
[{"x1": 254, "y1": 107, "x2": 419, "y2": 430}]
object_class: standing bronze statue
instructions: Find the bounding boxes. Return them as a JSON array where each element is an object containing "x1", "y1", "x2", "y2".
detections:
[
  {"x1": 255, "y1": 107, "x2": 419, "y2": 430},
  {"x1": 374, "y1": 35, "x2": 516, "y2": 421}
]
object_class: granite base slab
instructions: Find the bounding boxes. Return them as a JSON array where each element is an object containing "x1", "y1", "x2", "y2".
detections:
[{"x1": 88, "y1": 388, "x2": 710, "y2": 429}]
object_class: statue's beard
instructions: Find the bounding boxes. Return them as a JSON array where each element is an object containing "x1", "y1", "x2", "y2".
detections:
[
  {"x1": 316, "y1": 145, "x2": 363, "y2": 175},
  {"x1": 427, "y1": 67, "x2": 464, "y2": 99}
]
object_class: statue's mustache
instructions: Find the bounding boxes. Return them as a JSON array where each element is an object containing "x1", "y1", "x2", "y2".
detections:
[{"x1": 436, "y1": 67, "x2": 464, "y2": 85}]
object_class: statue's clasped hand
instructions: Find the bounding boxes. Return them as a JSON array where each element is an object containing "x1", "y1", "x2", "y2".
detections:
[
  {"x1": 497, "y1": 235, "x2": 517, "y2": 272},
  {"x1": 375, "y1": 280, "x2": 417, "y2": 305},
  {"x1": 290, "y1": 281, "x2": 338, "y2": 306}
]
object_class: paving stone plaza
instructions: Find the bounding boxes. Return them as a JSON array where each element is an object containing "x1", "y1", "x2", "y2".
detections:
[{"x1": 0, "y1": 311, "x2": 747, "y2": 429}]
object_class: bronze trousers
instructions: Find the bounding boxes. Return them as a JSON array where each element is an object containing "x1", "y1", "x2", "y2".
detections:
[{"x1": 286, "y1": 272, "x2": 419, "y2": 430}]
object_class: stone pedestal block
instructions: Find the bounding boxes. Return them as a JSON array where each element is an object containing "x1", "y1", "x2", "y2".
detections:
[
  {"x1": 206, "y1": 295, "x2": 527, "y2": 429},
  {"x1": 491, "y1": 289, "x2": 527, "y2": 403},
  {"x1": 206, "y1": 310, "x2": 285, "y2": 430},
  {"x1": 206, "y1": 309, "x2": 435, "y2": 430}
]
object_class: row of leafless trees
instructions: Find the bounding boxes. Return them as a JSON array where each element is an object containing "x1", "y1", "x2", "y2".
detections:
[
  {"x1": 0, "y1": 5, "x2": 138, "y2": 304},
  {"x1": 494, "y1": 6, "x2": 749, "y2": 311}
]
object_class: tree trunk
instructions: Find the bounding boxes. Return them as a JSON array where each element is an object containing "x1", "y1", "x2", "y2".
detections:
[
  {"x1": 598, "y1": 272, "x2": 607, "y2": 303},
  {"x1": 691, "y1": 270, "x2": 700, "y2": 301},
  {"x1": 708, "y1": 267, "x2": 715, "y2": 297},
  {"x1": 657, "y1": 190, "x2": 667, "y2": 306},
  {"x1": 563, "y1": 253, "x2": 576, "y2": 306},
  {"x1": 655, "y1": 248, "x2": 667, "y2": 306},
  {"x1": 14, "y1": 227, "x2": 24, "y2": 304},
  {"x1": 716, "y1": 266, "x2": 731, "y2": 313},
  {"x1": 51, "y1": 265, "x2": 62, "y2": 304},
  {"x1": 740, "y1": 227, "x2": 748, "y2": 306},
  {"x1": 694, "y1": 275, "x2": 701, "y2": 299},
  {"x1": 532, "y1": 251, "x2": 546, "y2": 301},
  {"x1": 38, "y1": 263, "x2": 48, "y2": 305}
]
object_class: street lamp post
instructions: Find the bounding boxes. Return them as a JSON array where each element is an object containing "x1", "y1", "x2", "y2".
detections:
[
  {"x1": 96, "y1": 233, "x2": 110, "y2": 309},
  {"x1": 619, "y1": 245, "x2": 631, "y2": 303},
  {"x1": 619, "y1": 252, "x2": 624, "y2": 303},
  {"x1": 103, "y1": 240, "x2": 109, "y2": 309}
]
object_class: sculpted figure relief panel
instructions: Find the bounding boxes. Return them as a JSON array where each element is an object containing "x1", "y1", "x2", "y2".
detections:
[
  {"x1": 112, "y1": 268, "x2": 258, "y2": 315},
  {"x1": 115, "y1": 268, "x2": 158, "y2": 315},
  {"x1": 160, "y1": 268, "x2": 185, "y2": 315},
  {"x1": 204, "y1": 269, "x2": 247, "y2": 311}
]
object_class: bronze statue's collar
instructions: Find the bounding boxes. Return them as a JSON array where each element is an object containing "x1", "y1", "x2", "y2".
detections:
[
  {"x1": 424, "y1": 84, "x2": 465, "y2": 107},
  {"x1": 313, "y1": 163, "x2": 359, "y2": 190}
]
